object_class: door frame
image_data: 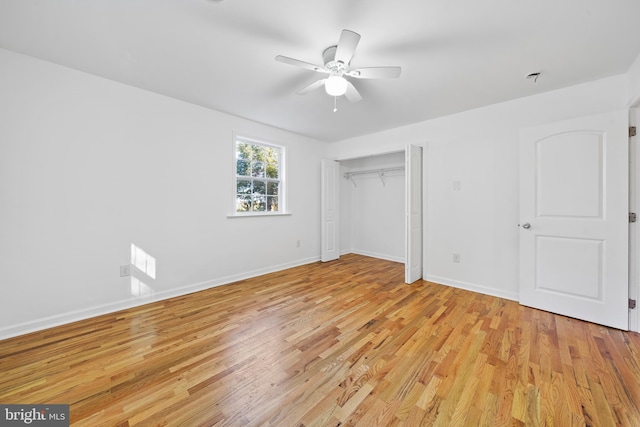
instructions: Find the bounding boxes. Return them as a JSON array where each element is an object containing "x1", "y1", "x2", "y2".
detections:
[{"x1": 628, "y1": 84, "x2": 640, "y2": 332}]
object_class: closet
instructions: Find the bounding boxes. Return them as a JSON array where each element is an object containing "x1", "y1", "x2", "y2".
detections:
[
  {"x1": 321, "y1": 145, "x2": 423, "y2": 283},
  {"x1": 340, "y1": 152, "x2": 406, "y2": 263}
]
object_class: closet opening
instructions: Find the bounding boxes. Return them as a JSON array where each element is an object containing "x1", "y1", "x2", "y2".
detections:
[{"x1": 321, "y1": 146, "x2": 423, "y2": 284}]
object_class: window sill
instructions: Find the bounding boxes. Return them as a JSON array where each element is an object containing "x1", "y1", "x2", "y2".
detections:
[{"x1": 227, "y1": 212, "x2": 292, "y2": 219}]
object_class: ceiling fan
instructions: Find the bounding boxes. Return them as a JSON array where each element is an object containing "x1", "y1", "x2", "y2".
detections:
[{"x1": 275, "y1": 29, "x2": 401, "y2": 105}]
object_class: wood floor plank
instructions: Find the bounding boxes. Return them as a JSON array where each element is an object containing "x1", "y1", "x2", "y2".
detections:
[{"x1": 1, "y1": 254, "x2": 640, "y2": 426}]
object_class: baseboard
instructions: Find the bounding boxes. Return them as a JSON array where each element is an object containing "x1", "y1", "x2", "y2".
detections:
[
  {"x1": 425, "y1": 274, "x2": 519, "y2": 302},
  {"x1": 0, "y1": 256, "x2": 320, "y2": 341},
  {"x1": 349, "y1": 249, "x2": 405, "y2": 264}
]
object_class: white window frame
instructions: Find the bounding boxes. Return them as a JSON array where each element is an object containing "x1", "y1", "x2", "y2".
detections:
[{"x1": 230, "y1": 134, "x2": 288, "y2": 217}]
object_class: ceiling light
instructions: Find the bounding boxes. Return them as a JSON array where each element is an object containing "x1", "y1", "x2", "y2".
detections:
[{"x1": 325, "y1": 74, "x2": 348, "y2": 96}]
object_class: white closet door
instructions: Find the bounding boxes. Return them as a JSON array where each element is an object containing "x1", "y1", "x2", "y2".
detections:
[
  {"x1": 405, "y1": 145, "x2": 423, "y2": 283},
  {"x1": 321, "y1": 159, "x2": 340, "y2": 262}
]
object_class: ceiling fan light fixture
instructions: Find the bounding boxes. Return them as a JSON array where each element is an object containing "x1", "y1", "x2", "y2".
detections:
[{"x1": 325, "y1": 75, "x2": 347, "y2": 96}]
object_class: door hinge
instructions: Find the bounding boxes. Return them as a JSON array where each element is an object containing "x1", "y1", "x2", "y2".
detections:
[
  {"x1": 630, "y1": 213, "x2": 637, "y2": 223},
  {"x1": 631, "y1": 126, "x2": 637, "y2": 137},
  {"x1": 630, "y1": 299, "x2": 637, "y2": 309}
]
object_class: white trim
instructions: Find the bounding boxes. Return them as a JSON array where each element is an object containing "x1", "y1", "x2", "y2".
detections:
[
  {"x1": 227, "y1": 212, "x2": 292, "y2": 218},
  {"x1": 422, "y1": 144, "x2": 429, "y2": 283},
  {"x1": 349, "y1": 249, "x2": 405, "y2": 264},
  {"x1": 0, "y1": 256, "x2": 320, "y2": 341},
  {"x1": 630, "y1": 106, "x2": 640, "y2": 332},
  {"x1": 335, "y1": 148, "x2": 405, "y2": 162},
  {"x1": 425, "y1": 274, "x2": 519, "y2": 302}
]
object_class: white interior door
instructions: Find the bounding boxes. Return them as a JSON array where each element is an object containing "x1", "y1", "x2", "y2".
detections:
[
  {"x1": 519, "y1": 110, "x2": 629, "y2": 330},
  {"x1": 405, "y1": 144, "x2": 423, "y2": 283},
  {"x1": 321, "y1": 159, "x2": 340, "y2": 262}
]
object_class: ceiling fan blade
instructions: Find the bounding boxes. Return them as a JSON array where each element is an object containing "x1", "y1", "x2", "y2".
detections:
[
  {"x1": 296, "y1": 79, "x2": 327, "y2": 95},
  {"x1": 334, "y1": 30, "x2": 361, "y2": 64},
  {"x1": 343, "y1": 81, "x2": 362, "y2": 103},
  {"x1": 275, "y1": 55, "x2": 327, "y2": 73},
  {"x1": 347, "y1": 66, "x2": 402, "y2": 79}
]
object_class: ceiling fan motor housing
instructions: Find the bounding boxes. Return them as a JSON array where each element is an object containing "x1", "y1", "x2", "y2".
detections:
[{"x1": 323, "y1": 46, "x2": 348, "y2": 74}]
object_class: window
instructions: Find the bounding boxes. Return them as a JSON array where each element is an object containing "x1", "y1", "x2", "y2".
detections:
[{"x1": 234, "y1": 136, "x2": 284, "y2": 214}]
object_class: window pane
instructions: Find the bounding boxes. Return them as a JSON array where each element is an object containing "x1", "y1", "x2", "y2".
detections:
[
  {"x1": 236, "y1": 143, "x2": 251, "y2": 160},
  {"x1": 236, "y1": 195, "x2": 251, "y2": 212},
  {"x1": 253, "y1": 180, "x2": 266, "y2": 195},
  {"x1": 251, "y1": 161, "x2": 265, "y2": 178},
  {"x1": 237, "y1": 179, "x2": 251, "y2": 194},
  {"x1": 267, "y1": 182, "x2": 279, "y2": 195},
  {"x1": 265, "y1": 147, "x2": 279, "y2": 163},
  {"x1": 253, "y1": 195, "x2": 266, "y2": 211},
  {"x1": 266, "y1": 162, "x2": 278, "y2": 179},
  {"x1": 237, "y1": 159, "x2": 250, "y2": 176},
  {"x1": 253, "y1": 145, "x2": 266, "y2": 162},
  {"x1": 267, "y1": 196, "x2": 279, "y2": 211}
]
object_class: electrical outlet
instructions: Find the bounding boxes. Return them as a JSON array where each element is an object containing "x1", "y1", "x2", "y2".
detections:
[
  {"x1": 296, "y1": 240, "x2": 301, "y2": 248},
  {"x1": 452, "y1": 253, "x2": 461, "y2": 263},
  {"x1": 120, "y1": 265, "x2": 131, "y2": 277},
  {"x1": 453, "y1": 181, "x2": 461, "y2": 191}
]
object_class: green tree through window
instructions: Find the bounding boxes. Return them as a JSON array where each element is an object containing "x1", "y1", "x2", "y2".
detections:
[{"x1": 235, "y1": 138, "x2": 283, "y2": 213}]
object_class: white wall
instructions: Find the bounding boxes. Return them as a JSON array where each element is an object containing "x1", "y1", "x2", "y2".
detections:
[
  {"x1": 628, "y1": 52, "x2": 640, "y2": 106},
  {"x1": 339, "y1": 153, "x2": 405, "y2": 262},
  {"x1": 328, "y1": 74, "x2": 629, "y2": 301},
  {"x1": 0, "y1": 48, "x2": 327, "y2": 338},
  {"x1": 3, "y1": 47, "x2": 637, "y2": 339}
]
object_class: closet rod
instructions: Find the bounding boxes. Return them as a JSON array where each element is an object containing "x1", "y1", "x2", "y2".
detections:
[{"x1": 343, "y1": 166, "x2": 404, "y2": 179}]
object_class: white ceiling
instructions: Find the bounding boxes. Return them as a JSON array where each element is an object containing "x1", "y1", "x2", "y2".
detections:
[{"x1": 1, "y1": 0, "x2": 640, "y2": 142}]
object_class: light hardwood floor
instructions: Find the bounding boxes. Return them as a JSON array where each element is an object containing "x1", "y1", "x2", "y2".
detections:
[{"x1": 1, "y1": 254, "x2": 640, "y2": 426}]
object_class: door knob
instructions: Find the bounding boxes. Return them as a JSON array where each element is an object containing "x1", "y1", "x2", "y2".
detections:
[{"x1": 520, "y1": 222, "x2": 531, "y2": 229}]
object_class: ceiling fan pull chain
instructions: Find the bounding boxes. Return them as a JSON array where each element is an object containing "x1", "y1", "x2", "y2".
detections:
[{"x1": 333, "y1": 96, "x2": 338, "y2": 112}]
